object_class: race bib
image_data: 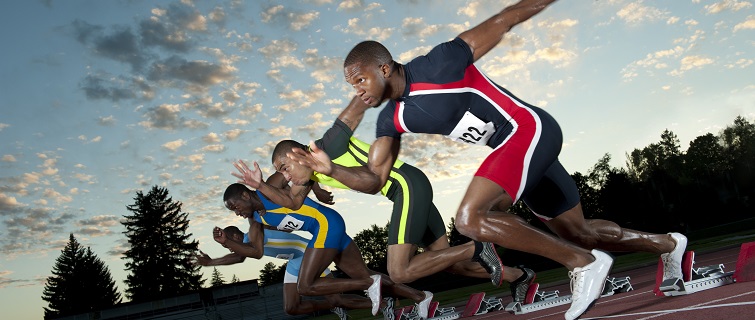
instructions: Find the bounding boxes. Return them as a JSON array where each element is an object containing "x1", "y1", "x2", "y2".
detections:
[
  {"x1": 276, "y1": 215, "x2": 304, "y2": 232},
  {"x1": 447, "y1": 111, "x2": 495, "y2": 146},
  {"x1": 275, "y1": 253, "x2": 295, "y2": 260}
]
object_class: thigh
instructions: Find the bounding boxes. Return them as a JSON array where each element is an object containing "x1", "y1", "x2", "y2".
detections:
[
  {"x1": 298, "y1": 248, "x2": 339, "y2": 286},
  {"x1": 522, "y1": 160, "x2": 581, "y2": 219},
  {"x1": 387, "y1": 164, "x2": 444, "y2": 246},
  {"x1": 334, "y1": 241, "x2": 373, "y2": 279}
]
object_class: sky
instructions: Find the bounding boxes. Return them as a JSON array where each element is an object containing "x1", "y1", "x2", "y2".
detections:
[{"x1": 0, "y1": 0, "x2": 753, "y2": 318}]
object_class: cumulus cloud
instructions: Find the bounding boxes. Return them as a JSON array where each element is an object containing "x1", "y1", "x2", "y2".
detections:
[
  {"x1": 616, "y1": 2, "x2": 668, "y2": 24},
  {"x1": 733, "y1": 15, "x2": 755, "y2": 32},
  {"x1": 704, "y1": 0, "x2": 752, "y2": 14},
  {"x1": 1, "y1": 155, "x2": 16, "y2": 162},
  {"x1": 162, "y1": 139, "x2": 187, "y2": 151},
  {"x1": 224, "y1": 128, "x2": 244, "y2": 140}
]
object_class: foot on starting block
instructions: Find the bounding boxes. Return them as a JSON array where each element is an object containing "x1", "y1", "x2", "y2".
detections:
[
  {"x1": 655, "y1": 250, "x2": 735, "y2": 296},
  {"x1": 504, "y1": 276, "x2": 633, "y2": 315}
]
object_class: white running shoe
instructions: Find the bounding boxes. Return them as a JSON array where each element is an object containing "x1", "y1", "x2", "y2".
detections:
[
  {"x1": 365, "y1": 274, "x2": 382, "y2": 316},
  {"x1": 416, "y1": 291, "x2": 433, "y2": 319},
  {"x1": 330, "y1": 307, "x2": 349, "y2": 320},
  {"x1": 565, "y1": 250, "x2": 613, "y2": 320},
  {"x1": 661, "y1": 232, "x2": 687, "y2": 281}
]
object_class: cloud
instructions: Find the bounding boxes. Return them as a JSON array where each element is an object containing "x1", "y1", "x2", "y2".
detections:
[
  {"x1": 338, "y1": 0, "x2": 364, "y2": 11},
  {"x1": 71, "y1": 20, "x2": 151, "y2": 71},
  {"x1": 0, "y1": 123, "x2": 8, "y2": 131},
  {"x1": 704, "y1": 0, "x2": 752, "y2": 14},
  {"x1": 139, "y1": 103, "x2": 182, "y2": 130},
  {"x1": 268, "y1": 126, "x2": 292, "y2": 137},
  {"x1": 203, "y1": 132, "x2": 221, "y2": 144},
  {"x1": 1, "y1": 155, "x2": 16, "y2": 162},
  {"x1": 98, "y1": 115, "x2": 116, "y2": 126},
  {"x1": 733, "y1": 15, "x2": 755, "y2": 32},
  {"x1": 80, "y1": 73, "x2": 154, "y2": 102},
  {"x1": 162, "y1": 139, "x2": 187, "y2": 151},
  {"x1": 0, "y1": 193, "x2": 22, "y2": 211},
  {"x1": 147, "y1": 55, "x2": 236, "y2": 90},
  {"x1": 224, "y1": 128, "x2": 244, "y2": 140},
  {"x1": 139, "y1": 3, "x2": 207, "y2": 53},
  {"x1": 457, "y1": 0, "x2": 480, "y2": 18},
  {"x1": 200, "y1": 144, "x2": 225, "y2": 153},
  {"x1": 616, "y1": 2, "x2": 668, "y2": 24}
]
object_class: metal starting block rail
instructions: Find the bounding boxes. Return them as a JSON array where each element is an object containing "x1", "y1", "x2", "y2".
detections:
[
  {"x1": 504, "y1": 276, "x2": 633, "y2": 315},
  {"x1": 657, "y1": 250, "x2": 735, "y2": 296}
]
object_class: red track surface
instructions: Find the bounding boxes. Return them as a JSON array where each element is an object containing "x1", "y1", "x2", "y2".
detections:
[{"x1": 462, "y1": 245, "x2": 755, "y2": 320}]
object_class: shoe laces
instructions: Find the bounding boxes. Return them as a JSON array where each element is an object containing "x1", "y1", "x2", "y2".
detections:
[{"x1": 569, "y1": 268, "x2": 588, "y2": 295}]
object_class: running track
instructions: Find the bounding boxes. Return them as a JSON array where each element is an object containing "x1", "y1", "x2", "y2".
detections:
[{"x1": 462, "y1": 245, "x2": 755, "y2": 320}]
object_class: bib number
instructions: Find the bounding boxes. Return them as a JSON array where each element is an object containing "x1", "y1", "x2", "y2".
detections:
[
  {"x1": 277, "y1": 215, "x2": 304, "y2": 232},
  {"x1": 447, "y1": 111, "x2": 495, "y2": 146}
]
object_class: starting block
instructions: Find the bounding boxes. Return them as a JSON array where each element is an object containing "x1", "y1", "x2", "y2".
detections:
[
  {"x1": 734, "y1": 242, "x2": 755, "y2": 282},
  {"x1": 655, "y1": 250, "x2": 734, "y2": 296},
  {"x1": 504, "y1": 276, "x2": 633, "y2": 315},
  {"x1": 426, "y1": 292, "x2": 503, "y2": 320}
]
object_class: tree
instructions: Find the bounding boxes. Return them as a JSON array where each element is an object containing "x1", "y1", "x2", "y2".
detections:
[
  {"x1": 353, "y1": 223, "x2": 390, "y2": 272},
  {"x1": 122, "y1": 185, "x2": 203, "y2": 302},
  {"x1": 258, "y1": 262, "x2": 286, "y2": 286},
  {"x1": 42, "y1": 234, "x2": 121, "y2": 319},
  {"x1": 231, "y1": 274, "x2": 240, "y2": 283},
  {"x1": 211, "y1": 267, "x2": 225, "y2": 287}
]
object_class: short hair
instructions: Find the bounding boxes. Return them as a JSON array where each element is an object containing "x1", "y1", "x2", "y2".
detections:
[
  {"x1": 224, "y1": 183, "x2": 250, "y2": 202},
  {"x1": 223, "y1": 225, "x2": 244, "y2": 238},
  {"x1": 344, "y1": 40, "x2": 393, "y2": 69},
  {"x1": 272, "y1": 139, "x2": 307, "y2": 165}
]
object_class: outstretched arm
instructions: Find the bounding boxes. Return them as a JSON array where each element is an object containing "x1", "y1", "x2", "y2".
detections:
[
  {"x1": 191, "y1": 250, "x2": 246, "y2": 266},
  {"x1": 288, "y1": 136, "x2": 399, "y2": 194},
  {"x1": 459, "y1": 0, "x2": 558, "y2": 62},
  {"x1": 232, "y1": 160, "x2": 311, "y2": 210}
]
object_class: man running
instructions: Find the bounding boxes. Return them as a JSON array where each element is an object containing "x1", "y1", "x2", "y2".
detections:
[
  {"x1": 193, "y1": 225, "x2": 372, "y2": 319},
  {"x1": 222, "y1": 182, "x2": 433, "y2": 318},
  {"x1": 285, "y1": 1, "x2": 685, "y2": 319},
  {"x1": 232, "y1": 96, "x2": 537, "y2": 306}
]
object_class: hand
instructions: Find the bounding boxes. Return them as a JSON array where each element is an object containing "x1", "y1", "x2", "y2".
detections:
[
  {"x1": 287, "y1": 141, "x2": 334, "y2": 175},
  {"x1": 191, "y1": 250, "x2": 212, "y2": 266},
  {"x1": 213, "y1": 226, "x2": 227, "y2": 245},
  {"x1": 313, "y1": 185, "x2": 335, "y2": 205},
  {"x1": 232, "y1": 159, "x2": 263, "y2": 189}
]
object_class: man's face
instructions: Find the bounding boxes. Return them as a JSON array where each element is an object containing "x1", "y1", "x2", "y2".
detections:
[
  {"x1": 274, "y1": 155, "x2": 313, "y2": 186},
  {"x1": 345, "y1": 61, "x2": 387, "y2": 108},
  {"x1": 224, "y1": 196, "x2": 253, "y2": 219}
]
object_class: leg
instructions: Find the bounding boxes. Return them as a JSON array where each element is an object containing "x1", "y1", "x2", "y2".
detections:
[
  {"x1": 455, "y1": 177, "x2": 594, "y2": 270},
  {"x1": 426, "y1": 237, "x2": 525, "y2": 282},
  {"x1": 335, "y1": 242, "x2": 426, "y2": 303},
  {"x1": 282, "y1": 283, "x2": 334, "y2": 315},
  {"x1": 545, "y1": 202, "x2": 676, "y2": 253},
  {"x1": 297, "y1": 247, "x2": 373, "y2": 296}
]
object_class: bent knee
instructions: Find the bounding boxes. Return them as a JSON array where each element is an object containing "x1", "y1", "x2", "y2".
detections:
[{"x1": 387, "y1": 267, "x2": 415, "y2": 284}]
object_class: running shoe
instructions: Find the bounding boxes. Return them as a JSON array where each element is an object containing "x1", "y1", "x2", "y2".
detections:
[
  {"x1": 511, "y1": 266, "x2": 536, "y2": 303},
  {"x1": 330, "y1": 307, "x2": 349, "y2": 320},
  {"x1": 365, "y1": 274, "x2": 382, "y2": 316},
  {"x1": 565, "y1": 249, "x2": 613, "y2": 320},
  {"x1": 381, "y1": 297, "x2": 395, "y2": 320},
  {"x1": 472, "y1": 241, "x2": 504, "y2": 287},
  {"x1": 661, "y1": 232, "x2": 687, "y2": 281}
]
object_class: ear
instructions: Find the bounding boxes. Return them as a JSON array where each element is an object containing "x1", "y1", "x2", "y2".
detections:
[{"x1": 380, "y1": 63, "x2": 392, "y2": 78}]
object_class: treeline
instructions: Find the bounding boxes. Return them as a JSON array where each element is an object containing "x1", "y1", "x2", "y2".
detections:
[{"x1": 42, "y1": 116, "x2": 755, "y2": 317}]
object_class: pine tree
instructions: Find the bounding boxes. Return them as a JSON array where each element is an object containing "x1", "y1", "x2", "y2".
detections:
[
  {"x1": 258, "y1": 262, "x2": 287, "y2": 286},
  {"x1": 122, "y1": 185, "x2": 203, "y2": 301},
  {"x1": 231, "y1": 274, "x2": 240, "y2": 283},
  {"x1": 42, "y1": 234, "x2": 121, "y2": 319},
  {"x1": 211, "y1": 267, "x2": 225, "y2": 287}
]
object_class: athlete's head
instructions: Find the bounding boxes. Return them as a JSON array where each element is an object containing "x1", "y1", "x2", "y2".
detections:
[
  {"x1": 272, "y1": 140, "x2": 314, "y2": 186},
  {"x1": 344, "y1": 40, "x2": 395, "y2": 108},
  {"x1": 222, "y1": 225, "x2": 245, "y2": 242},
  {"x1": 223, "y1": 183, "x2": 256, "y2": 218}
]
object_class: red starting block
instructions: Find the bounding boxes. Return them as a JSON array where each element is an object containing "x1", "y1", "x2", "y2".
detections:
[
  {"x1": 427, "y1": 301, "x2": 439, "y2": 318},
  {"x1": 734, "y1": 242, "x2": 755, "y2": 283},
  {"x1": 461, "y1": 292, "x2": 486, "y2": 318}
]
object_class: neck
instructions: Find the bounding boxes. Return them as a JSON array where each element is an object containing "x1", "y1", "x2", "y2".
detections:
[{"x1": 387, "y1": 62, "x2": 406, "y2": 100}]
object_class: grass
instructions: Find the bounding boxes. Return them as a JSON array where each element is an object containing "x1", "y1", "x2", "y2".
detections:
[{"x1": 313, "y1": 228, "x2": 755, "y2": 320}]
